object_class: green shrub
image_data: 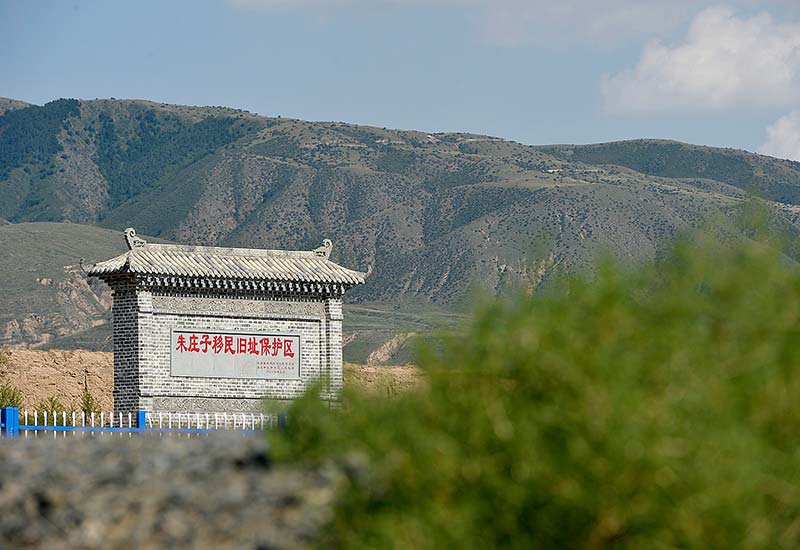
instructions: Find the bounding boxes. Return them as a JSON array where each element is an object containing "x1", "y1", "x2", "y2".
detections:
[
  {"x1": 35, "y1": 396, "x2": 68, "y2": 422},
  {"x1": 79, "y1": 375, "x2": 101, "y2": 416},
  {"x1": 0, "y1": 350, "x2": 23, "y2": 408},
  {"x1": 273, "y1": 231, "x2": 800, "y2": 549},
  {"x1": 0, "y1": 381, "x2": 23, "y2": 408}
]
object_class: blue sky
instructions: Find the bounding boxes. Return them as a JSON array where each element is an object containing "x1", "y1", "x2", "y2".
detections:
[{"x1": 2, "y1": 0, "x2": 800, "y2": 158}]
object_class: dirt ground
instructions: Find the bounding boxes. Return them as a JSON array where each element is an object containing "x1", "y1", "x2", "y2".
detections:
[
  {"x1": 0, "y1": 348, "x2": 114, "y2": 410},
  {"x1": 343, "y1": 363, "x2": 425, "y2": 396},
  {"x1": 0, "y1": 349, "x2": 422, "y2": 410}
]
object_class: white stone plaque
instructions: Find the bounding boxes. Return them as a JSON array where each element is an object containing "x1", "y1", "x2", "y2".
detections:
[{"x1": 170, "y1": 329, "x2": 300, "y2": 379}]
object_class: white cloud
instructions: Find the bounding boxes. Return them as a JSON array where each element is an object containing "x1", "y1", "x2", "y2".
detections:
[
  {"x1": 482, "y1": 0, "x2": 700, "y2": 47},
  {"x1": 602, "y1": 7, "x2": 800, "y2": 113},
  {"x1": 229, "y1": 1, "x2": 799, "y2": 45},
  {"x1": 760, "y1": 111, "x2": 800, "y2": 161}
]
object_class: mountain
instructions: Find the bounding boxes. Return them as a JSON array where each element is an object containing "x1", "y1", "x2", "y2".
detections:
[{"x1": 2, "y1": 97, "x2": 800, "y2": 357}]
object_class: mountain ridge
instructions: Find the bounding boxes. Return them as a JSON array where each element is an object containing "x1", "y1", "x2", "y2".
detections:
[{"x1": 3, "y1": 97, "x2": 800, "y2": 355}]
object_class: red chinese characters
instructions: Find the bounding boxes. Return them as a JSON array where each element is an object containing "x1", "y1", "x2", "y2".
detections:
[
  {"x1": 247, "y1": 337, "x2": 259, "y2": 355},
  {"x1": 284, "y1": 339, "x2": 295, "y2": 358},
  {"x1": 224, "y1": 336, "x2": 236, "y2": 355},
  {"x1": 212, "y1": 335, "x2": 224, "y2": 354},
  {"x1": 200, "y1": 334, "x2": 211, "y2": 353},
  {"x1": 175, "y1": 332, "x2": 297, "y2": 358}
]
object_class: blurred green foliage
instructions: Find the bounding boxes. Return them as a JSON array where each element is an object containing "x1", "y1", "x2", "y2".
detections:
[{"x1": 273, "y1": 218, "x2": 800, "y2": 549}]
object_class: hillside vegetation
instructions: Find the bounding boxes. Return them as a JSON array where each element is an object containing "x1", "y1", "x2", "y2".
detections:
[
  {"x1": 538, "y1": 140, "x2": 800, "y2": 204},
  {"x1": 0, "y1": 98, "x2": 30, "y2": 116},
  {"x1": 3, "y1": 97, "x2": 800, "y2": 354}
]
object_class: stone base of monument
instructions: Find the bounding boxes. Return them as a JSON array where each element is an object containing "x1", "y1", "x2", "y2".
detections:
[{"x1": 145, "y1": 396, "x2": 291, "y2": 414}]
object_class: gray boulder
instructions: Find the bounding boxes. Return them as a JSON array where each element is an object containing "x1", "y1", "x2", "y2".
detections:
[{"x1": 0, "y1": 434, "x2": 342, "y2": 549}]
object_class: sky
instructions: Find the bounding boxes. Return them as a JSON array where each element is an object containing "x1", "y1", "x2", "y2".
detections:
[{"x1": 2, "y1": 0, "x2": 800, "y2": 159}]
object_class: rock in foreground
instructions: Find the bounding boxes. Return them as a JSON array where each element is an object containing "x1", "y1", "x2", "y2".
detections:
[{"x1": 0, "y1": 434, "x2": 339, "y2": 549}]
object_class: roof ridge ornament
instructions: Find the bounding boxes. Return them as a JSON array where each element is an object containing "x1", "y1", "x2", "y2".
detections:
[
  {"x1": 79, "y1": 258, "x2": 94, "y2": 274},
  {"x1": 313, "y1": 239, "x2": 333, "y2": 260},
  {"x1": 124, "y1": 227, "x2": 147, "y2": 250}
]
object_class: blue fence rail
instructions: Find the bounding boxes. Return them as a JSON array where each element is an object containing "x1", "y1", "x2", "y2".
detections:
[{"x1": 0, "y1": 407, "x2": 286, "y2": 437}]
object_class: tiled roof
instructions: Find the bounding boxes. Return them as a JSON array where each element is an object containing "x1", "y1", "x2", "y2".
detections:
[{"x1": 87, "y1": 230, "x2": 367, "y2": 286}]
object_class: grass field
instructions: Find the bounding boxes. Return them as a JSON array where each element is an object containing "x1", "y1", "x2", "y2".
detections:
[
  {"x1": 0, "y1": 222, "x2": 125, "y2": 346},
  {"x1": 342, "y1": 300, "x2": 466, "y2": 364}
]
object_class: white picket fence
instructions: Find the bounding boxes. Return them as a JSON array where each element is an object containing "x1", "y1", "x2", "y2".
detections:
[
  {"x1": 17, "y1": 410, "x2": 276, "y2": 431},
  {"x1": 147, "y1": 411, "x2": 275, "y2": 431}
]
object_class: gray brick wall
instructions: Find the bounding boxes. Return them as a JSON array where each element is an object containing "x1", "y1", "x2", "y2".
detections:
[
  {"x1": 111, "y1": 282, "x2": 141, "y2": 413},
  {"x1": 107, "y1": 276, "x2": 344, "y2": 415}
]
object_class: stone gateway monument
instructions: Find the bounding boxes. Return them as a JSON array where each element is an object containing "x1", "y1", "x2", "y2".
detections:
[{"x1": 86, "y1": 229, "x2": 367, "y2": 415}]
